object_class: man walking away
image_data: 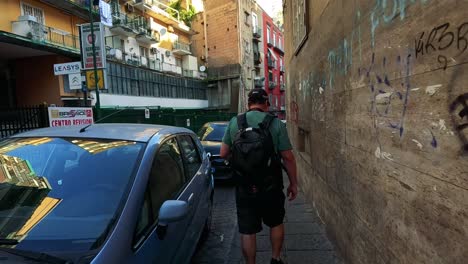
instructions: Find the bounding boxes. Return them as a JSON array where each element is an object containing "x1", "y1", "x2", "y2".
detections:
[{"x1": 220, "y1": 88, "x2": 298, "y2": 264}]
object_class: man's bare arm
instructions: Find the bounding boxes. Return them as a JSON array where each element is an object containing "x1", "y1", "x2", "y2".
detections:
[
  {"x1": 281, "y1": 149, "x2": 298, "y2": 200},
  {"x1": 220, "y1": 143, "x2": 231, "y2": 159}
]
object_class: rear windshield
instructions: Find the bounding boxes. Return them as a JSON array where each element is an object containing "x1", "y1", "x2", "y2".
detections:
[
  {"x1": 0, "y1": 137, "x2": 145, "y2": 254},
  {"x1": 198, "y1": 124, "x2": 228, "y2": 142}
]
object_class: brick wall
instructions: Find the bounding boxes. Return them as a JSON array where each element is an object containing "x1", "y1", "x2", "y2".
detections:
[{"x1": 283, "y1": 0, "x2": 468, "y2": 263}]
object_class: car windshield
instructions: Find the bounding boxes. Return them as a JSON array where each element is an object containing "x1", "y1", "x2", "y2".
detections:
[
  {"x1": 0, "y1": 137, "x2": 145, "y2": 254},
  {"x1": 198, "y1": 124, "x2": 228, "y2": 142}
]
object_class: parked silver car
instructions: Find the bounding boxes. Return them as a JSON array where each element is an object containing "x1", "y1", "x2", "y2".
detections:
[{"x1": 0, "y1": 124, "x2": 214, "y2": 263}]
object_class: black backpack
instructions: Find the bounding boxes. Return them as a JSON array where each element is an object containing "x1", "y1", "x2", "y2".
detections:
[{"x1": 230, "y1": 112, "x2": 283, "y2": 191}]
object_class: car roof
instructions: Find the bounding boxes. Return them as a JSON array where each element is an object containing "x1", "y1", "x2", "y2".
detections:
[{"x1": 10, "y1": 123, "x2": 195, "y2": 143}]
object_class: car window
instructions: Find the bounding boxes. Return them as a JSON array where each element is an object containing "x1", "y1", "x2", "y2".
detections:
[
  {"x1": 178, "y1": 135, "x2": 202, "y2": 179},
  {"x1": 191, "y1": 134, "x2": 205, "y2": 160},
  {"x1": 134, "y1": 137, "x2": 185, "y2": 245}
]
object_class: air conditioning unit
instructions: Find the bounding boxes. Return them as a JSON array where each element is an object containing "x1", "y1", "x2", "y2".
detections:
[
  {"x1": 114, "y1": 49, "x2": 123, "y2": 60},
  {"x1": 126, "y1": 3, "x2": 135, "y2": 12},
  {"x1": 150, "y1": 47, "x2": 158, "y2": 54}
]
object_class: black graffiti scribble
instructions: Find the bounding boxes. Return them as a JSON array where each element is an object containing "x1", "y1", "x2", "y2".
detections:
[
  {"x1": 415, "y1": 22, "x2": 468, "y2": 70},
  {"x1": 449, "y1": 93, "x2": 468, "y2": 152}
]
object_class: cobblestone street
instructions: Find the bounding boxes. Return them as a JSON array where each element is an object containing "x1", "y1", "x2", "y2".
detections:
[{"x1": 192, "y1": 181, "x2": 343, "y2": 264}]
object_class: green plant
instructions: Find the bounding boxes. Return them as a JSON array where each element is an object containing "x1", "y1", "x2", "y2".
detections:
[{"x1": 167, "y1": 0, "x2": 196, "y2": 27}]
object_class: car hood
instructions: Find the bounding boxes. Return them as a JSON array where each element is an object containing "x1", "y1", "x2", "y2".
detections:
[{"x1": 201, "y1": 141, "x2": 222, "y2": 156}]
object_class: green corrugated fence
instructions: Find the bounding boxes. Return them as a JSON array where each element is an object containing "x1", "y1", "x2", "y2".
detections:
[{"x1": 95, "y1": 107, "x2": 236, "y2": 134}]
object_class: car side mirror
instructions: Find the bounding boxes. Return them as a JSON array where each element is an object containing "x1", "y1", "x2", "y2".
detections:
[
  {"x1": 158, "y1": 200, "x2": 188, "y2": 226},
  {"x1": 156, "y1": 200, "x2": 189, "y2": 240}
]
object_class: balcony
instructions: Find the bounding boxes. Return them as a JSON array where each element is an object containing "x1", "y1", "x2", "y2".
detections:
[
  {"x1": 134, "y1": 17, "x2": 160, "y2": 44},
  {"x1": 267, "y1": 57, "x2": 276, "y2": 69},
  {"x1": 274, "y1": 43, "x2": 284, "y2": 55},
  {"x1": 267, "y1": 38, "x2": 274, "y2": 47},
  {"x1": 11, "y1": 20, "x2": 80, "y2": 52},
  {"x1": 254, "y1": 52, "x2": 261, "y2": 65},
  {"x1": 162, "y1": 62, "x2": 182, "y2": 75},
  {"x1": 133, "y1": 0, "x2": 192, "y2": 34},
  {"x1": 173, "y1": 41, "x2": 191, "y2": 55},
  {"x1": 253, "y1": 27, "x2": 262, "y2": 40},
  {"x1": 280, "y1": 65, "x2": 285, "y2": 73},
  {"x1": 269, "y1": 81, "x2": 277, "y2": 90},
  {"x1": 36, "y1": 0, "x2": 99, "y2": 20},
  {"x1": 110, "y1": 14, "x2": 138, "y2": 37}
]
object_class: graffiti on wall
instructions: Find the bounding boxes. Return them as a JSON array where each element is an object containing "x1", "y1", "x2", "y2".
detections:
[{"x1": 415, "y1": 22, "x2": 468, "y2": 70}]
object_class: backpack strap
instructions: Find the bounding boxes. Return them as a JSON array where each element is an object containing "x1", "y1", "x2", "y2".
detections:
[
  {"x1": 259, "y1": 114, "x2": 275, "y2": 130},
  {"x1": 236, "y1": 113, "x2": 249, "y2": 130}
]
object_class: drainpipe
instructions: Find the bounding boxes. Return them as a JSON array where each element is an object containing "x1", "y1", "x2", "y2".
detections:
[
  {"x1": 202, "y1": 0, "x2": 208, "y2": 63},
  {"x1": 237, "y1": 0, "x2": 243, "y2": 112}
]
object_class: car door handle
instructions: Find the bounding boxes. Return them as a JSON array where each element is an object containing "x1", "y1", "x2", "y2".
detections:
[{"x1": 188, "y1": 193, "x2": 194, "y2": 206}]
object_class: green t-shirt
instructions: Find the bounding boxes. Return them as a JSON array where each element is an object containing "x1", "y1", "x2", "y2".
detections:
[{"x1": 222, "y1": 111, "x2": 292, "y2": 152}]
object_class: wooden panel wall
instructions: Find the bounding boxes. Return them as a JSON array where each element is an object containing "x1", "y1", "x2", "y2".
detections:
[{"x1": 283, "y1": 0, "x2": 468, "y2": 263}]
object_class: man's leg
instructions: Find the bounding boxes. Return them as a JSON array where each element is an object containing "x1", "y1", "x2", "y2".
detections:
[
  {"x1": 270, "y1": 224, "x2": 285, "y2": 259},
  {"x1": 241, "y1": 233, "x2": 257, "y2": 264}
]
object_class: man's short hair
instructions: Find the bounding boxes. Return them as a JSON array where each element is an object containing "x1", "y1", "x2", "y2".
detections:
[{"x1": 248, "y1": 88, "x2": 270, "y2": 105}]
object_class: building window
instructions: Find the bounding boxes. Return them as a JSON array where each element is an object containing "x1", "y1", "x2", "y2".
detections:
[
  {"x1": 140, "y1": 46, "x2": 149, "y2": 57},
  {"x1": 273, "y1": 31, "x2": 276, "y2": 46},
  {"x1": 252, "y1": 13, "x2": 258, "y2": 32},
  {"x1": 267, "y1": 25, "x2": 270, "y2": 43},
  {"x1": 21, "y1": 2, "x2": 45, "y2": 24},
  {"x1": 244, "y1": 11, "x2": 250, "y2": 26},
  {"x1": 268, "y1": 70, "x2": 273, "y2": 82},
  {"x1": 292, "y1": 0, "x2": 308, "y2": 54}
]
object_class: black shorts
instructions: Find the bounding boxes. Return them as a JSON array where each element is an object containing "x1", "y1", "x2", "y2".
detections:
[{"x1": 235, "y1": 187, "x2": 286, "y2": 234}]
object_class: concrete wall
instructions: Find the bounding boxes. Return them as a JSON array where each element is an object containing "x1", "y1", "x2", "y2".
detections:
[
  {"x1": 15, "y1": 55, "x2": 62, "y2": 106},
  {"x1": 283, "y1": 0, "x2": 468, "y2": 263}
]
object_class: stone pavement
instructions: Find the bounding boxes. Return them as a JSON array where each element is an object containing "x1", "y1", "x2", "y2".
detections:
[
  {"x1": 192, "y1": 183, "x2": 343, "y2": 264},
  {"x1": 226, "y1": 192, "x2": 343, "y2": 264}
]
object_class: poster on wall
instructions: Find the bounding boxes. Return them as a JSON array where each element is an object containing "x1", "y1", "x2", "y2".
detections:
[
  {"x1": 80, "y1": 22, "x2": 106, "y2": 70},
  {"x1": 48, "y1": 107, "x2": 94, "y2": 127}
]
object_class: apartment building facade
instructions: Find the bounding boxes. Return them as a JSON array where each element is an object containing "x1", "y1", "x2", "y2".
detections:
[
  {"x1": 191, "y1": 0, "x2": 267, "y2": 112},
  {"x1": 0, "y1": 0, "x2": 208, "y2": 109},
  {"x1": 262, "y1": 11, "x2": 285, "y2": 118}
]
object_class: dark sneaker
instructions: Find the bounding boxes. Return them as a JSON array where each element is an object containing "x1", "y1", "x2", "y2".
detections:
[{"x1": 271, "y1": 258, "x2": 285, "y2": 264}]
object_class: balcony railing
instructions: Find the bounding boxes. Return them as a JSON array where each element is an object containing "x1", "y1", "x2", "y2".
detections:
[
  {"x1": 254, "y1": 52, "x2": 261, "y2": 65},
  {"x1": 253, "y1": 27, "x2": 262, "y2": 39},
  {"x1": 11, "y1": 20, "x2": 80, "y2": 51},
  {"x1": 267, "y1": 57, "x2": 276, "y2": 69},
  {"x1": 173, "y1": 41, "x2": 191, "y2": 55},
  {"x1": 267, "y1": 38, "x2": 274, "y2": 47},
  {"x1": 268, "y1": 81, "x2": 277, "y2": 89}
]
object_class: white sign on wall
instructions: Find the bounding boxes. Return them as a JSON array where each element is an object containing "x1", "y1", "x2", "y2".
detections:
[
  {"x1": 80, "y1": 22, "x2": 106, "y2": 70},
  {"x1": 48, "y1": 107, "x2": 94, "y2": 127},
  {"x1": 68, "y1": 73, "x2": 82, "y2": 90},
  {"x1": 53, "y1": 62, "x2": 81, "y2": 76}
]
